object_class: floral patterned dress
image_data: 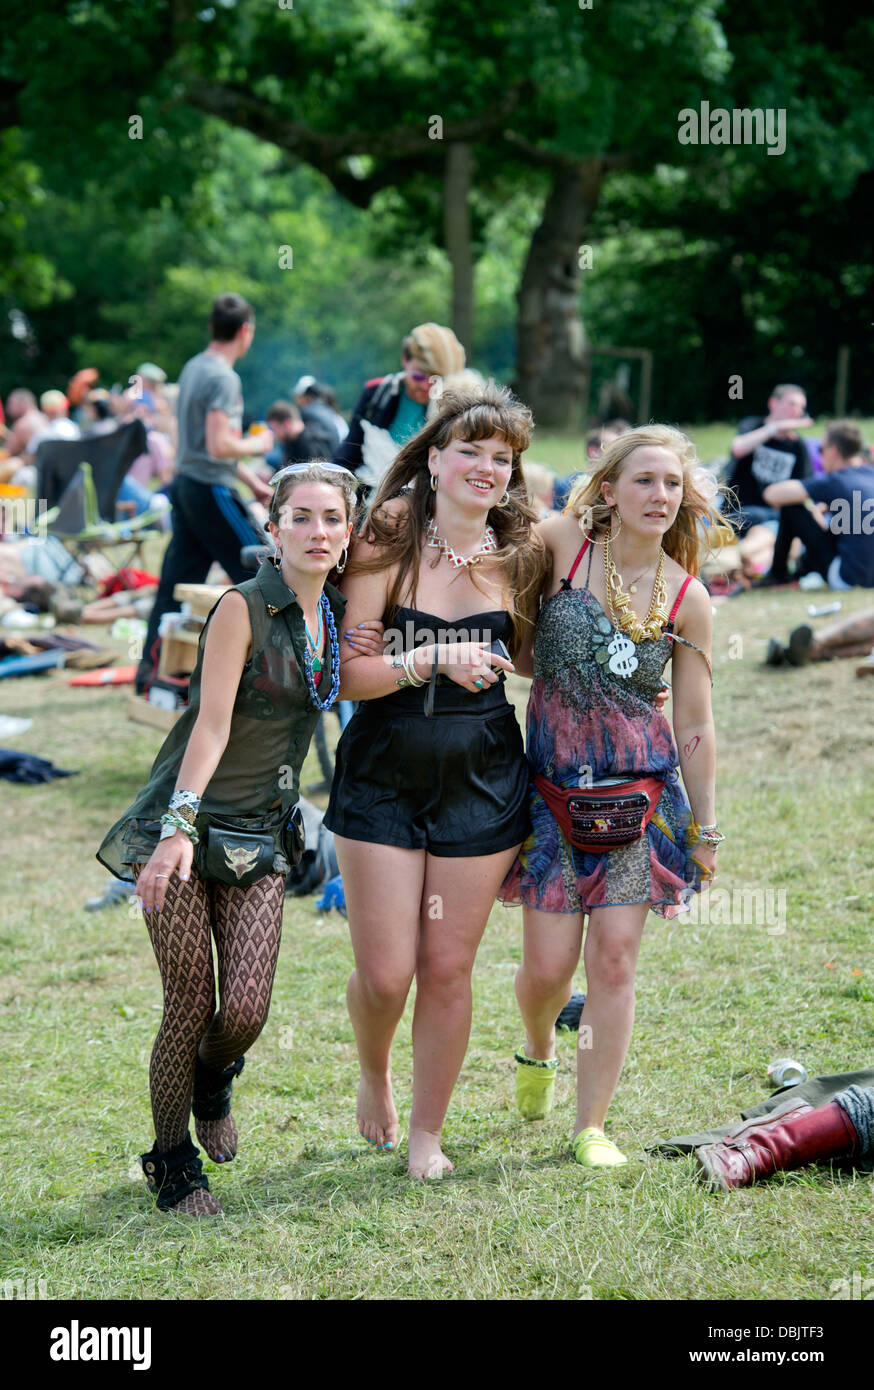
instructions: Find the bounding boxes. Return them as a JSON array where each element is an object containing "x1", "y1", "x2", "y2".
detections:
[{"x1": 500, "y1": 540, "x2": 710, "y2": 918}]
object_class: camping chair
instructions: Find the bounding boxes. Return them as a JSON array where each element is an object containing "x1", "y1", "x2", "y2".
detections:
[{"x1": 35, "y1": 420, "x2": 164, "y2": 572}]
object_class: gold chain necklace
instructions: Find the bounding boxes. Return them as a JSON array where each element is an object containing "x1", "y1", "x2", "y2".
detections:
[{"x1": 604, "y1": 534, "x2": 669, "y2": 642}]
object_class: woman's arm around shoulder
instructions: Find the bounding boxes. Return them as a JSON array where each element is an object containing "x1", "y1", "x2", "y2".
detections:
[{"x1": 336, "y1": 534, "x2": 404, "y2": 700}]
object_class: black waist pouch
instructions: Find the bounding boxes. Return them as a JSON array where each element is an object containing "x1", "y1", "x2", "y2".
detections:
[{"x1": 197, "y1": 805, "x2": 305, "y2": 886}]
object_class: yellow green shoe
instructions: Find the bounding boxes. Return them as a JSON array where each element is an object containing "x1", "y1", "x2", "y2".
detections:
[
  {"x1": 514, "y1": 1051, "x2": 558, "y2": 1120},
  {"x1": 571, "y1": 1127, "x2": 628, "y2": 1168}
]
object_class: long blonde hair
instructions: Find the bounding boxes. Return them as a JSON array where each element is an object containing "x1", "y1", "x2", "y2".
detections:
[
  {"x1": 353, "y1": 383, "x2": 547, "y2": 651},
  {"x1": 565, "y1": 425, "x2": 734, "y2": 576}
]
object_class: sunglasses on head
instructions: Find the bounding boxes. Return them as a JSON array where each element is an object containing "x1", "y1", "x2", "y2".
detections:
[{"x1": 269, "y1": 462, "x2": 357, "y2": 487}]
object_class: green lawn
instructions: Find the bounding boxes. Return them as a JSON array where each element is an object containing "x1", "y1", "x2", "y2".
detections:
[{"x1": 1, "y1": 576, "x2": 872, "y2": 1300}]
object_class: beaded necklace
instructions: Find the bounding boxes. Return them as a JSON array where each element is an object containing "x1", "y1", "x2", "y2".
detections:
[
  {"x1": 425, "y1": 517, "x2": 498, "y2": 569},
  {"x1": 301, "y1": 593, "x2": 340, "y2": 710},
  {"x1": 302, "y1": 603, "x2": 324, "y2": 686}
]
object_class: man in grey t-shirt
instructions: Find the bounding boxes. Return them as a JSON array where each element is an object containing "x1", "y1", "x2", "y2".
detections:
[
  {"x1": 175, "y1": 350, "x2": 246, "y2": 489},
  {"x1": 136, "y1": 292, "x2": 275, "y2": 692}
]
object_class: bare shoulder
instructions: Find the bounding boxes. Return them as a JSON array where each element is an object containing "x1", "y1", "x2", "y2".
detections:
[
  {"x1": 537, "y1": 510, "x2": 574, "y2": 547},
  {"x1": 370, "y1": 494, "x2": 411, "y2": 529},
  {"x1": 202, "y1": 588, "x2": 252, "y2": 665},
  {"x1": 668, "y1": 566, "x2": 711, "y2": 633},
  {"x1": 210, "y1": 588, "x2": 250, "y2": 627}
]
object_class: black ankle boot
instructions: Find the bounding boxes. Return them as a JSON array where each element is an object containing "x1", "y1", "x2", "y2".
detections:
[
  {"x1": 785, "y1": 625, "x2": 814, "y2": 666},
  {"x1": 192, "y1": 1054, "x2": 245, "y2": 1122},
  {"x1": 140, "y1": 1135, "x2": 210, "y2": 1210},
  {"x1": 765, "y1": 638, "x2": 787, "y2": 667}
]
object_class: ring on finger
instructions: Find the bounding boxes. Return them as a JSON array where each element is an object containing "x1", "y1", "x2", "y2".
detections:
[
  {"x1": 155, "y1": 874, "x2": 169, "y2": 879},
  {"x1": 474, "y1": 678, "x2": 484, "y2": 690}
]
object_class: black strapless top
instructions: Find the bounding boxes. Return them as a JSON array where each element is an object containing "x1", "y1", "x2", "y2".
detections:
[{"x1": 362, "y1": 605, "x2": 515, "y2": 717}]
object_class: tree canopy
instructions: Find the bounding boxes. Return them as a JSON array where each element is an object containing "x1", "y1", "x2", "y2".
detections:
[{"x1": 1, "y1": 1, "x2": 872, "y2": 423}]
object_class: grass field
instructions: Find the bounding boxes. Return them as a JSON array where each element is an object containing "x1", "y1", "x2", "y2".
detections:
[
  {"x1": 533, "y1": 419, "x2": 874, "y2": 477},
  {"x1": 1, "y1": 551, "x2": 872, "y2": 1300}
]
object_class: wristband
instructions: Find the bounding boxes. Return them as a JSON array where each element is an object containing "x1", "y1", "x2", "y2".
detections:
[
  {"x1": 169, "y1": 789, "x2": 201, "y2": 826},
  {"x1": 160, "y1": 812, "x2": 200, "y2": 846}
]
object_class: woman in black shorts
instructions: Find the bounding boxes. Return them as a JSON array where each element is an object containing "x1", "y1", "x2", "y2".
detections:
[{"x1": 324, "y1": 384, "x2": 545, "y2": 1178}]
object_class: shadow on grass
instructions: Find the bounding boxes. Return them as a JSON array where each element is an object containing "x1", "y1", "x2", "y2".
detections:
[{"x1": 6, "y1": 1149, "x2": 866, "y2": 1255}]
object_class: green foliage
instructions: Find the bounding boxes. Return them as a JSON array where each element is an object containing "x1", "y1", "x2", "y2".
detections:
[{"x1": 1, "y1": 2, "x2": 873, "y2": 418}]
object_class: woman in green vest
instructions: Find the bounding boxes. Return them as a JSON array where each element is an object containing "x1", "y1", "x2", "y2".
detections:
[{"x1": 98, "y1": 462, "x2": 363, "y2": 1216}]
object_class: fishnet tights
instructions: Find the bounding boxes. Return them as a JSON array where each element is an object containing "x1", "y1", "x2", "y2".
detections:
[{"x1": 137, "y1": 865, "x2": 285, "y2": 1154}]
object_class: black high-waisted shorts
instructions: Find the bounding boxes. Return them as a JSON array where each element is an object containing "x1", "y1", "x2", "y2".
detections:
[{"x1": 324, "y1": 681, "x2": 530, "y2": 857}]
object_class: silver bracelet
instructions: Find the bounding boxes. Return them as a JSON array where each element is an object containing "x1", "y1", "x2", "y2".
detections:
[
  {"x1": 403, "y1": 648, "x2": 427, "y2": 687},
  {"x1": 392, "y1": 655, "x2": 411, "y2": 689}
]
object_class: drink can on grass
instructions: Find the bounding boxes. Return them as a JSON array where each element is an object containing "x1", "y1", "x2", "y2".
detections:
[{"x1": 767, "y1": 1058, "x2": 807, "y2": 1088}]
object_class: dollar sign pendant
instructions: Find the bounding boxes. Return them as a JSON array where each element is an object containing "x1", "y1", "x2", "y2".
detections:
[{"x1": 607, "y1": 632, "x2": 638, "y2": 679}]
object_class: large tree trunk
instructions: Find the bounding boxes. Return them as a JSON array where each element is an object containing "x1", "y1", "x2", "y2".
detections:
[
  {"x1": 444, "y1": 142, "x2": 475, "y2": 359},
  {"x1": 515, "y1": 160, "x2": 603, "y2": 429}
]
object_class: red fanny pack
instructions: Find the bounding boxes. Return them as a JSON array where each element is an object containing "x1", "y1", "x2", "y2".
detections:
[{"x1": 534, "y1": 774, "x2": 665, "y2": 852}]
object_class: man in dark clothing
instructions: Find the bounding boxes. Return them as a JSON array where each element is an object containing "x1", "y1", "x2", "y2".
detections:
[
  {"x1": 292, "y1": 378, "x2": 347, "y2": 448},
  {"x1": 333, "y1": 322, "x2": 465, "y2": 477},
  {"x1": 265, "y1": 399, "x2": 338, "y2": 464},
  {"x1": 763, "y1": 420, "x2": 874, "y2": 589},
  {"x1": 135, "y1": 292, "x2": 274, "y2": 692},
  {"x1": 728, "y1": 384, "x2": 813, "y2": 531},
  {"x1": 729, "y1": 384, "x2": 816, "y2": 582}
]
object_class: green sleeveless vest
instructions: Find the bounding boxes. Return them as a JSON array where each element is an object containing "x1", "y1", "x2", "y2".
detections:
[{"x1": 97, "y1": 560, "x2": 346, "y2": 880}]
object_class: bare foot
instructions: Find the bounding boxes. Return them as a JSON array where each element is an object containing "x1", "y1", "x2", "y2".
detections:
[
  {"x1": 357, "y1": 1071, "x2": 399, "y2": 1150},
  {"x1": 408, "y1": 1128, "x2": 453, "y2": 1180},
  {"x1": 195, "y1": 1113, "x2": 238, "y2": 1163}
]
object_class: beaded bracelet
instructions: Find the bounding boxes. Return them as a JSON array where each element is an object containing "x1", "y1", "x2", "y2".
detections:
[{"x1": 698, "y1": 824, "x2": 725, "y2": 847}]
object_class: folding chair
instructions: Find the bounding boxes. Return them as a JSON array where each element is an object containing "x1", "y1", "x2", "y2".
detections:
[{"x1": 35, "y1": 420, "x2": 164, "y2": 570}]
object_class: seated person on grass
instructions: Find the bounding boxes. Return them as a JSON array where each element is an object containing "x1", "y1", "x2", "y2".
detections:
[
  {"x1": 762, "y1": 420, "x2": 874, "y2": 591},
  {"x1": 766, "y1": 606, "x2": 874, "y2": 668},
  {"x1": 729, "y1": 384, "x2": 814, "y2": 582}
]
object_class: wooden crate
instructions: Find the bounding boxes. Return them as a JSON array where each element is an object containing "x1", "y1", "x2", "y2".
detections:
[
  {"x1": 126, "y1": 694, "x2": 183, "y2": 732},
  {"x1": 173, "y1": 583, "x2": 228, "y2": 620},
  {"x1": 157, "y1": 625, "x2": 201, "y2": 679}
]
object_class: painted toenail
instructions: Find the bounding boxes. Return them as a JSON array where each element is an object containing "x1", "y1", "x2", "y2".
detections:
[{"x1": 384, "y1": 1142, "x2": 393, "y2": 1149}]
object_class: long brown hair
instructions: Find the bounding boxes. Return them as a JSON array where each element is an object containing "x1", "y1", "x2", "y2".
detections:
[
  {"x1": 565, "y1": 425, "x2": 734, "y2": 576},
  {"x1": 352, "y1": 383, "x2": 547, "y2": 650}
]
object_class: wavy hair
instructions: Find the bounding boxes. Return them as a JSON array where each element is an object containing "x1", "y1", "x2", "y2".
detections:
[
  {"x1": 352, "y1": 383, "x2": 546, "y2": 650},
  {"x1": 565, "y1": 425, "x2": 735, "y2": 576}
]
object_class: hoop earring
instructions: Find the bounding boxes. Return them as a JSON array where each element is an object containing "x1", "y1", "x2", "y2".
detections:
[
  {"x1": 430, "y1": 474, "x2": 438, "y2": 492},
  {"x1": 335, "y1": 547, "x2": 348, "y2": 575},
  {"x1": 609, "y1": 509, "x2": 623, "y2": 540},
  {"x1": 496, "y1": 490, "x2": 511, "y2": 508},
  {"x1": 272, "y1": 549, "x2": 283, "y2": 571}
]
